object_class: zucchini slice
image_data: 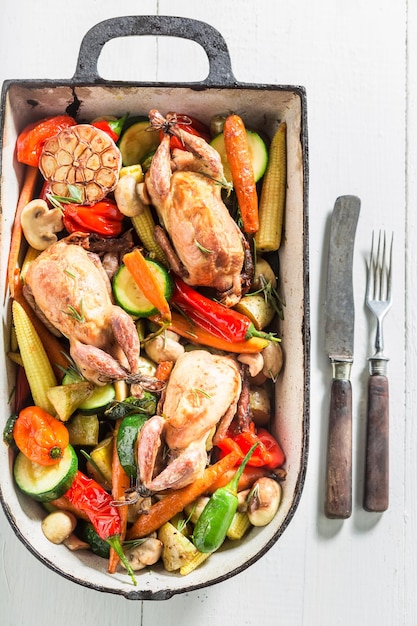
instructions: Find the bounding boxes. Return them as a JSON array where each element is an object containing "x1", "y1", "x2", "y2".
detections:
[
  {"x1": 118, "y1": 119, "x2": 160, "y2": 166},
  {"x1": 14, "y1": 444, "x2": 78, "y2": 502},
  {"x1": 116, "y1": 413, "x2": 149, "y2": 478},
  {"x1": 210, "y1": 130, "x2": 268, "y2": 183},
  {"x1": 79, "y1": 521, "x2": 110, "y2": 558},
  {"x1": 113, "y1": 260, "x2": 173, "y2": 318},
  {"x1": 62, "y1": 371, "x2": 115, "y2": 415}
]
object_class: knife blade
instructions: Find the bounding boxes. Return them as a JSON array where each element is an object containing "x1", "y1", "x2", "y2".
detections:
[{"x1": 324, "y1": 195, "x2": 360, "y2": 519}]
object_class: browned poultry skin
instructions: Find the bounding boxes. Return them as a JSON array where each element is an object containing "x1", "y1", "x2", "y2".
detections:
[
  {"x1": 137, "y1": 350, "x2": 242, "y2": 491},
  {"x1": 163, "y1": 350, "x2": 242, "y2": 450},
  {"x1": 23, "y1": 240, "x2": 140, "y2": 384},
  {"x1": 146, "y1": 111, "x2": 245, "y2": 304}
]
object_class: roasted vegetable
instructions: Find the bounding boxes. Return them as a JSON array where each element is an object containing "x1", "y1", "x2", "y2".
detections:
[
  {"x1": 12, "y1": 300, "x2": 57, "y2": 414},
  {"x1": 13, "y1": 406, "x2": 69, "y2": 466},
  {"x1": 46, "y1": 382, "x2": 94, "y2": 422},
  {"x1": 255, "y1": 122, "x2": 287, "y2": 251},
  {"x1": 192, "y1": 443, "x2": 258, "y2": 553},
  {"x1": 223, "y1": 114, "x2": 260, "y2": 234}
]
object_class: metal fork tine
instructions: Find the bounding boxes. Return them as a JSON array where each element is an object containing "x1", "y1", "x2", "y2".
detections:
[{"x1": 387, "y1": 232, "x2": 393, "y2": 302}]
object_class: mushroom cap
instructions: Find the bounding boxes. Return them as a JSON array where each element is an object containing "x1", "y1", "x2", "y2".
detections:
[{"x1": 20, "y1": 198, "x2": 64, "y2": 250}]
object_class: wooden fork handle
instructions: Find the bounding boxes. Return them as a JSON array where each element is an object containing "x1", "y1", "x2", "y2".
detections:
[{"x1": 364, "y1": 374, "x2": 389, "y2": 512}]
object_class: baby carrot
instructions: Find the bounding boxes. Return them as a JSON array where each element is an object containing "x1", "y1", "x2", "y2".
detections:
[
  {"x1": 108, "y1": 418, "x2": 131, "y2": 574},
  {"x1": 123, "y1": 248, "x2": 171, "y2": 321},
  {"x1": 155, "y1": 360, "x2": 174, "y2": 382},
  {"x1": 126, "y1": 451, "x2": 240, "y2": 539},
  {"x1": 223, "y1": 114, "x2": 259, "y2": 234},
  {"x1": 7, "y1": 166, "x2": 39, "y2": 297}
]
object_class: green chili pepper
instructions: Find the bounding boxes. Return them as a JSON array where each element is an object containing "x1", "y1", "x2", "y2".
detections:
[{"x1": 192, "y1": 442, "x2": 259, "y2": 553}]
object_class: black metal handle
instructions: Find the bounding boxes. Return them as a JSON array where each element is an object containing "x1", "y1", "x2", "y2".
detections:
[
  {"x1": 325, "y1": 378, "x2": 352, "y2": 519},
  {"x1": 363, "y1": 374, "x2": 389, "y2": 512},
  {"x1": 73, "y1": 15, "x2": 236, "y2": 86}
]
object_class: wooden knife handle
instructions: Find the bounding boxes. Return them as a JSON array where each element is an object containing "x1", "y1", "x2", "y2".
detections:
[
  {"x1": 325, "y1": 378, "x2": 352, "y2": 519},
  {"x1": 363, "y1": 374, "x2": 389, "y2": 512}
]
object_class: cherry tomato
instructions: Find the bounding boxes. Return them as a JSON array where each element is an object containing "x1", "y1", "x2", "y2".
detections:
[
  {"x1": 256, "y1": 429, "x2": 285, "y2": 469},
  {"x1": 16, "y1": 115, "x2": 77, "y2": 167}
]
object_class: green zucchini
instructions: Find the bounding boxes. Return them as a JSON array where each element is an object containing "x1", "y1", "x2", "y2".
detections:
[
  {"x1": 118, "y1": 119, "x2": 160, "y2": 166},
  {"x1": 113, "y1": 260, "x2": 173, "y2": 318},
  {"x1": 211, "y1": 130, "x2": 268, "y2": 183},
  {"x1": 14, "y1": 444, "x2": 78, "y2": 502},
  {"x1": 62, "y1": 371, "x2": 115, "y2": 415},
  {"x1": 66, "y1": 413, "x2": 100, "y2": 447},
  {"x1": 121, "y1": 115, "x2": 148, "y2": 132},
  {"x1": 104, "y1": 393, "x2": 157, "y2": 421},
  {"x1": 117, "y1": 413, "x2": 149, "y2": 478},
  {"x1": 3, "y1": 413, "x2": 18, "y2": 447},
  {"x1": 79, "y1": 521, "x2": 110, "y2": 558}
]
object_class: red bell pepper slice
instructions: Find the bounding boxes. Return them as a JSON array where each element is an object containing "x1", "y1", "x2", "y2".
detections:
[
  {"x1": 217, "y1": 428, "x2": 285, "y2": 470},
  {"x1": 91, "y1": 113, "x2": 129, "y2": 143},
  {"x1": 63, "y1": 200, "x2": 124, "y2": 237},
  {"x1": 16, "y1": 115, "x2": 77, "y2": 167},
  {"x1": 172, "y1": 276, "x2": 273, "y2": 343}
]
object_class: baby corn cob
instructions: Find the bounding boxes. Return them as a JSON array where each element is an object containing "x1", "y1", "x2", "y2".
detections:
[
  {"x1": 255, "y1": 122, "x2": 287, "y2": 252},
  {"x1": 12, "y1": 300, "x2": 57, "y2": 414},
  {"x1": 7, "y1": 352, "x2": 24, "y2": 366},
  {"x1": 226, "y1": 511, "x2": 252, "y2": 540},
  {"x1": 179, "y1": 550, "x2": 211, "y2": 576},
  {"x1": 131, "y1": 206, "x2": 167, "y2": 265},
  {"x1": 20, "y1": 246, "x2": 41, "y2": 281}
]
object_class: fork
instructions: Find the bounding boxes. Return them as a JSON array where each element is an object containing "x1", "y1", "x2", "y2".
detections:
[{"x1": 363, "y1": 230, "x2": 393, "y2": 512}]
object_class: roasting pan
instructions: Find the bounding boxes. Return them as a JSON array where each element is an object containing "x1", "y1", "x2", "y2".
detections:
[{"x1": 0, "y1": 16, "x2": 309, "y2": 600}]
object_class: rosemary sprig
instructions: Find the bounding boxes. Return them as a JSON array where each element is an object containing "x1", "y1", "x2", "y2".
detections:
[
  {"x1": 194, "y1": 239, "x2": 214, "y2": 255},
  {"x1": 249, "y1": 275, "x2": 286, "y2": 321},
  {"x1": 64, "y1": 299, "x2": 85, "y2": 323},
  {"x1": 64, "y1": 268, "x2": 76, "y2": 279},
  {"x1": 192, "y1": 387, "x2": 212, "y2": 407},
  {"x1": 47, "y1": 183, "x2": 84, "y2": 211}
]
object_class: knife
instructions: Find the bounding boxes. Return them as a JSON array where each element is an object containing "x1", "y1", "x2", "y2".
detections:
[{"x1": 324, "y1": 195, "x2": 360, "y2": 519}]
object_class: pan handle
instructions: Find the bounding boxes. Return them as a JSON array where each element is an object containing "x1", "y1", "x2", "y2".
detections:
[{"x1": 73, "y1": 15, "x2": 237, "y2": 86}]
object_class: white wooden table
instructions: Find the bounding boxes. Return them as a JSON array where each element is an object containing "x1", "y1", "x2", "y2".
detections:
[{"x1": 1, "y1": 1, "x2": 414, "y2": 624}]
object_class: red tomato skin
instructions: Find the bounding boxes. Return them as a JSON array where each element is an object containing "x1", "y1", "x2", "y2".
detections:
[
  {"x1": 257, "y1": 429, "x2": 286, "y2": 469},
  {"x1": 16, "y1": 115, "x2": 77, "y2": 167}
]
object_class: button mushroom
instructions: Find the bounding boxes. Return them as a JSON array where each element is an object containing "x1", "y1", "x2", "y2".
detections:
[
  {"x1": 41, "y1": 510, "x2": 77, "y2": 545},
  {"x1": 237, "y1": 352, "x2": 264, "y2": 377},
  {"x1": 144, "y1": 330, "x2": 185, "y2": 363},
  {"x1": 21, "y1": 198, "x2": 64, "y2": 250},
  {"x1": 262, "y1": 341, "x2": 283, "y2": 381},
  {"x1": 114, "y1": 174, "x2": 146, "y2": 217},
  {"x1": 121, "y1": 537, "x2": 163, "y2": 571},
  {"x1": 247, "y1": 477, "x2": 282, "y2": 526}
]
